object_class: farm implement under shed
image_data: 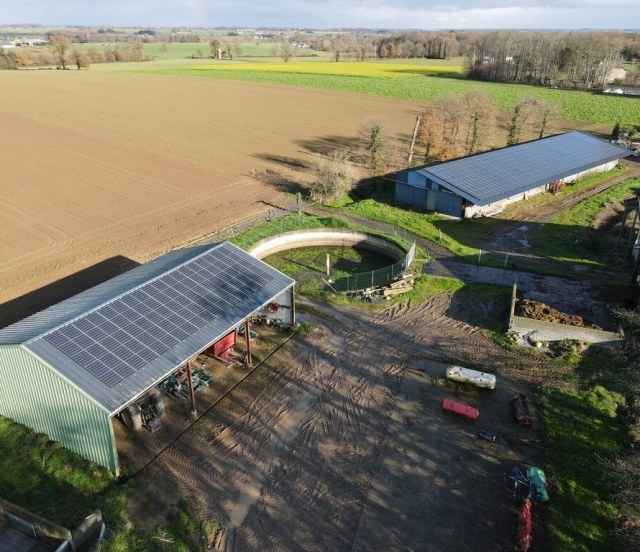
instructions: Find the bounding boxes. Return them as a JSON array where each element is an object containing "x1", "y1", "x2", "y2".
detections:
[{"x1": 0, "y1": 242, "x2": 296, "y2": 474}]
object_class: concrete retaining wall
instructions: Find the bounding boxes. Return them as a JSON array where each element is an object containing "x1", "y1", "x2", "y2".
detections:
[
  {"x1": 248, "y1": 229, "x2": 408, "y2": 262},
  {"x1": 508, "y1": 283, "x2": 623, "y2": 346}
]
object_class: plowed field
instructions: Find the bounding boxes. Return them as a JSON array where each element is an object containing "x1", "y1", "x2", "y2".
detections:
[{"x1": 0, "y1": 71, "x2": 421, "y2": 318}]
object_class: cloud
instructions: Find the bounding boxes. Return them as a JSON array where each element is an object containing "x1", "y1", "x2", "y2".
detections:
[{"x1": 2, "y1": 0, "x2": 639, "y2": 28}]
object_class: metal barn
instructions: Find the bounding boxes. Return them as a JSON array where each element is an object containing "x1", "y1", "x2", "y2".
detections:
[
  {"x1": 0, "y1": 242, "x2": 295, "y2": 474},
  {"x1": 395, "y1": 131, "x2": 632, "y2": 218}
]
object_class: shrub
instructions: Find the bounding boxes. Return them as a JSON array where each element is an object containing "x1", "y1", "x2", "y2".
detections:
[{"x1": 309, "y1": 149, "x2": 359, "y2": 204}]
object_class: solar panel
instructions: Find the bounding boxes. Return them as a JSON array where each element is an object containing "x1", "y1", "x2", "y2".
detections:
[
  {"x1": 420, "y1": 132, "x2": 630, "y2": 205},
  {"x1": 44, "y1": 245, "x2": 276, "y2": 388}
]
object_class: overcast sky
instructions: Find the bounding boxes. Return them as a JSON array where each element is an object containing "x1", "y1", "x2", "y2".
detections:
[{"x1": 2, "y1": 1, "x2": 639, "y2": 30}]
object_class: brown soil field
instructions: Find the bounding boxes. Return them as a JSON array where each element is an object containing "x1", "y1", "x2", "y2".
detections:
[{"x1": 0, "y1": 71, "x2": 423, "y2": 321}]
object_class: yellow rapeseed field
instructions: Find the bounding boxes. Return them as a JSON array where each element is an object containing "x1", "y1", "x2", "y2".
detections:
[{"x1": 185, "y1": 60, "x2": 466, "y2": 78}]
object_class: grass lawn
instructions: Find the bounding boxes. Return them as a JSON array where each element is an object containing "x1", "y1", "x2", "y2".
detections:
[
  {"x1": 265, "y1": 245, "x2": 395, "y2": 295},
  {"x1": 336, "y1": 166, "x2": 638, "y2": 275},
  {"x1": 531, "y1": 176, "x2": 640, "y2": 265},
  {"x1": 0, "y1": 415, "x2": 118, "y2": 526},
  {"x1": 230, "y1": 211, "x2": 412, "y2": 252},
  {"x1": 0, "y1": 414, "x2": 219, "y2": 550},
  {"x1": 539, "y1": 385, "x2": 627, "y2": 552}
]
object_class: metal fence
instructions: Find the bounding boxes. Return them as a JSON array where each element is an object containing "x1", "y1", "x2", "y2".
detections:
[{"x1": 329, "y1": 242, "x2": 416, "y2": 292}]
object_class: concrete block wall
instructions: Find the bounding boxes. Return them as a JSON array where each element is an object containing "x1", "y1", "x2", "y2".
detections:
[{"x1": 508, "y1": 283, "x2": 623, "y2": 346}]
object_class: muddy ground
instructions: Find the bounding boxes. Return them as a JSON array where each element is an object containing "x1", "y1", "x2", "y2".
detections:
[
  {"x1": 515, "y1": 298, "x2": 602, "y2": 329},
  {"x1": 126, "y1": 293, "x2": 559, "y2": 551}
]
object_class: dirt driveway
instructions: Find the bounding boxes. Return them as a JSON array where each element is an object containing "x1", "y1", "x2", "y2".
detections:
[{"x1": 128, "y1": 292, "x2": 556, "y2": 551}]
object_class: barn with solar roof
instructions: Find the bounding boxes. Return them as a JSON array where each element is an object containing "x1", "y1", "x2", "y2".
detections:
[
  {"x1": 0, "y1": 242, "x2": 295, "y2": 473},
  {"x1": 395, "y1": 131, "x2": 632, "y2": 218}
]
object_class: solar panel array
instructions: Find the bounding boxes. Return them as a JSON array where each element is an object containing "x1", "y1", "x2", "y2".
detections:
[
  {"x1": 44, "y1": 246, "x2": 275, "y2": 388},
  {"x1": 421, "y1": 132, "x2": 630, "y2": 204}
]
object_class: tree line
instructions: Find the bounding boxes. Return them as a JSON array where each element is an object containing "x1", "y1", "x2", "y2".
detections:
[
  {"x1": 308, "y1": 91, "x2": 558, "y2": 203},
  {"x1": 467, "y1": 31, "x2": 629, "y2": 88}
]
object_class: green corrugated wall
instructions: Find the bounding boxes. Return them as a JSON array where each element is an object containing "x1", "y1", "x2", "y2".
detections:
[{"x1": 0, "y1": 346, "x2": 118, "y2": 473}]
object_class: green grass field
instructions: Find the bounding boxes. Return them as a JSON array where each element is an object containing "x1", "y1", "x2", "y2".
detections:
[
  {"x1": 34, "y1": 41, "x2": 640, "y2": 126},
  {"x1": 140, "y1": 60, "x2": 639, "y2": 126},
  {"x1": 540, "y1": 385, "x2": 627, "y2": 552}
]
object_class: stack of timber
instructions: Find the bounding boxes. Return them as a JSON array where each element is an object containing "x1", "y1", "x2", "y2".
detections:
[{"x1": 349, "y1": 274, "x2": 416, "y2": 299}]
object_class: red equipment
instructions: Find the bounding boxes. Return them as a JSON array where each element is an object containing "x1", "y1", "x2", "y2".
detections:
[
  {"x1": 518, "y1": 498, "x2": 533, "y2": 552},
  {"x1": 208, "y1": 330, "x2": 237, "y2": 363},
  {"x1": 442, "y1": 398, "x2": 480, "y2": 420}
]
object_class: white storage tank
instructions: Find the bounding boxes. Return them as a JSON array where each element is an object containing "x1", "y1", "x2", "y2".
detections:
[{"x1": 446, "y1": 365, "x2": 496, "y2": 390}]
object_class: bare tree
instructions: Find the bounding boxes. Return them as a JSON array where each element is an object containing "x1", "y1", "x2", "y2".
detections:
[
  {"x1": 416, "y1": 110, "x2": 452, "y2": 164},
  {"x1": 131, "y1": 41, "x2": 144, "y2": 62},
  {"x1": 309, "y1": 149, "x2": 359, "y2": 204},
  {"x1": 358, "y1": 119, "x2": 401, "y2": 178},
  {"x1": 209, "y1": 38, "x2": 221, "y2": 59},
  {"x1": 463, "y1": 91, "x2": 496, "y2": 154},
  {"x1": 50, "y1": 34, "x2": 71, "y2": 69},
  {"x1": 530, "y1": 99, "x2": 559, "y2": 139},
  {"x1": 506, "y1": 98, "x2": 536, "y2": 146},
  {"x1": 159, "y1": 38, "x2": 169, "y2": 58},
  {"x1": 433, "y1": 95, "x2": 468, "y2": 157},
  {"x1": 280, "y1": 42, "x2": 294, "y2": 62},
  {"x1": 70, "y1": 49, "x2": 90, "y2": 70}
]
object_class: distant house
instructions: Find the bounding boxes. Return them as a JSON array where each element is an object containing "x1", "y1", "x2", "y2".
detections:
[
  {"x1": 13, "y1": 38, "x2": 47, "y2": 46},
  {"x1": 0, "y1": 40, "x2": 15, "y2": 49},
  {"x1": 606, "y1": 67, "x2": 627, "y2": 83},
  {"x1": 394, "y1": 131, "x2": 632, "y2": 218}
]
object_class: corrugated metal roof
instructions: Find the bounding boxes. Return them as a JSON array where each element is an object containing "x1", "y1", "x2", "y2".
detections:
[
  {"x1": 416, "y1": 131, "x2": 632, "y2": 205},
  {"x1": 1, "y1": 243, "x2": 294, "y2": 413},
  {"x1": 0, "y1": 245, "x2": 214, "y2": 344}
]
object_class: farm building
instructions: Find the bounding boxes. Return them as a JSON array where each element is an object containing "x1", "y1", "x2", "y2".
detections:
[
  {"x1": 395, "y1": 131, "x2": 633, "y2": 218},
  {"x1": 0, "y1": 242, "x2": 295, "y2": 474}
]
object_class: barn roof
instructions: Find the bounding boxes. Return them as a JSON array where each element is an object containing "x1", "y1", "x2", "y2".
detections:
[
  {"x1": 0, "y1": 242, "x2": 294, "y2": 413},
  {"x1": 415, "y1": 131, "x2": 632, "y2": 206}
]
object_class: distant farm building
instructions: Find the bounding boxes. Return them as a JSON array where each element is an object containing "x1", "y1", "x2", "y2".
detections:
[
  {"x1": 0, "y1": 242, "x2": 295, "y2": 473},
  {"x1": 13, "y1": 38, "x2": 47, "y2": 46},
  {"x1": 394, "y1": 131, "x2": 632, "y2": 218},
  {"x1": 605, "y1": 67, "x2": 627, "y2": 83}
]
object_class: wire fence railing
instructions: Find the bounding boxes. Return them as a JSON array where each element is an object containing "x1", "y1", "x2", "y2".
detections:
[
  {"x1": 194, "y1": 198, "x2": 418, "y2": 293},
  {"x1": 329, "y1": 242, "x2": 416, "y2": 292}
]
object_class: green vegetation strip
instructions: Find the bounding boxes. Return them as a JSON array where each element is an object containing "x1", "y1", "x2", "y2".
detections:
[
  {"x1": 145, "y1": 67, "x2": 640, "y2": 126},
  {"x1": 539, "y1": 385, "x2": 627, "y2": 552},
  {"x1": 230, "y1": 212, "x2": 412, "y2": 252},
  {"x1": 0, "y1": 415, "x2": 218, "y2": 550},
  {"x1": 532, "y1": 176, "x2": 640, "y2": 265},
  {"x1": 337, "y1": 167, "x2": 638, "y2": 275},
  {"x1": 0, "y1": 415, "x2": 114, "y2": 526}
]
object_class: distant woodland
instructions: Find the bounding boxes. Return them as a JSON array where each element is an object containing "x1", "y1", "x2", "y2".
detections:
[{"x1": 2, "y1": 27, "x2": 639, "y2": 90}]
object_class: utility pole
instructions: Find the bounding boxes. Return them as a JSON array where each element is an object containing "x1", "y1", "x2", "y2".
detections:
[{"x1": 407, "y1": 116, "x2": 421, "y2": 166}]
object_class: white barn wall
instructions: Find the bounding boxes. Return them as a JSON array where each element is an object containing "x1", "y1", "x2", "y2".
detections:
[{"x1": 463, "y1": 160, "x2": 619, "y2": 218}]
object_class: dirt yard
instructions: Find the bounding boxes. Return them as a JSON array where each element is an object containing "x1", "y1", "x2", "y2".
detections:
[
  {"x1": 126, "y1": 292, "x2": 558, "y2": 551},
  {"x1": 0, "y1": 71, "x2": 422, "y2": 320}
]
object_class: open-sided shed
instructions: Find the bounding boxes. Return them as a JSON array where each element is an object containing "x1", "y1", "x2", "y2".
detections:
[
  {"x1": 395, "y1": 131, "x2": 632, "y2": 217},
  {"x1": 0, "y1": 242, "x2": 295, "y2": 473}
]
